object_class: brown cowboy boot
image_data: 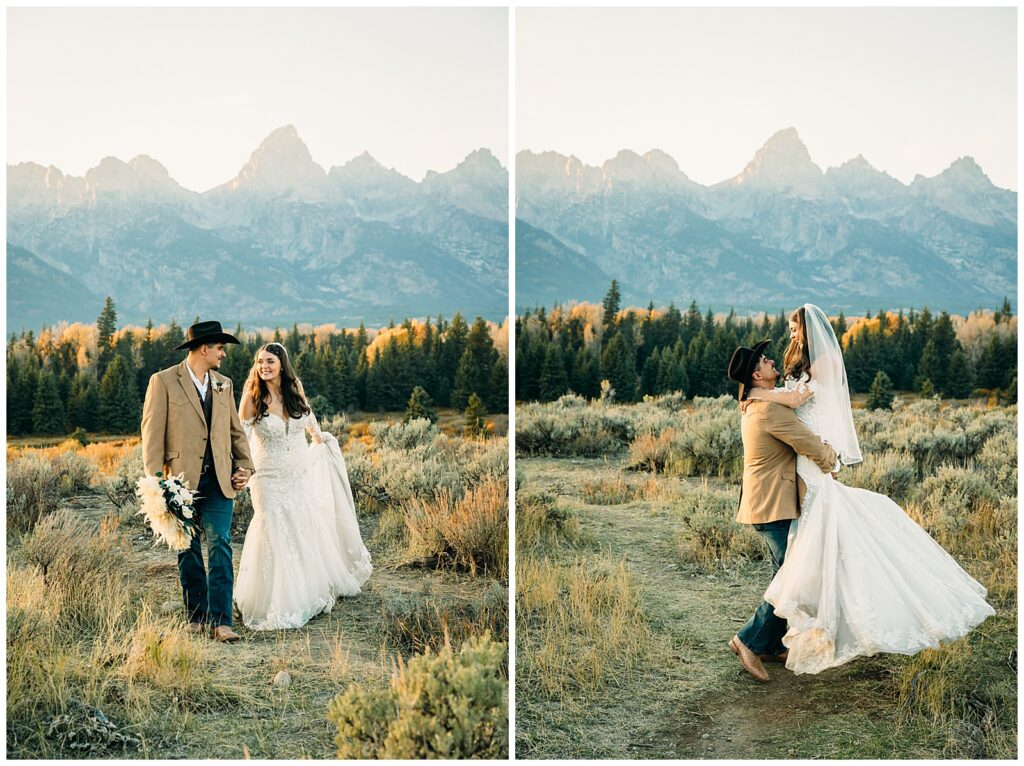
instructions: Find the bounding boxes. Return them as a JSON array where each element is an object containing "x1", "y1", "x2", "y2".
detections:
[
  {"x1": 760, "y1": 650, "x2": 789, "y2": 664},
  {"x1": 211, "y1": 625, "x2": 241, "y2": 643},
  {"x1": 729, "y1": 635, "x2": 770, "y2": 682}
]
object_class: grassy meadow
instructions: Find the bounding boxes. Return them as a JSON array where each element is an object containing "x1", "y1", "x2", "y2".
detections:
[
  {"x1": 6, "y1": 411, "x2": 508, "y2": 759},
  {"x1": 515, "y1": 393, "x2": 1017, "y2": 759}
]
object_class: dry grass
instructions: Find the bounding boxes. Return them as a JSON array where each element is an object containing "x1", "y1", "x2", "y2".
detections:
[
  {"x1": 403, "y1": 476, "x2": 509, "y2": 579},
  {"x1": 377, "y1": 583, "x2": 508, "y2": 656},
  {"x1": 8, "y1": 420, "x2": 509, "y2": 759},
  {"x1": 578, "y1": 474, "x2": 641, "y2": 505},
  {"x1": 514, "y1": 490, "x2": 582, "y2": 554},
  {"x1": 516, "y1": 555, "x2": 662, "y2": 702},
  {"x1": 516, "y1": 398, "x2": 1017, "y2": 759}
]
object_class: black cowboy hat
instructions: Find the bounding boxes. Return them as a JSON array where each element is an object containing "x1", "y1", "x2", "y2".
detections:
[
  {"x1": 174, "y1": 320, "x2": 241, "y2": 351},
  {"x1": 726, "y1": 339, "x2": 771, "y2": 399}
]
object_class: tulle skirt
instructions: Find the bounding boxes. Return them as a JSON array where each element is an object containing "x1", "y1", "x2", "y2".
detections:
[{"x1": 764, "y1": 465, "x2": 994, "y2": 674}]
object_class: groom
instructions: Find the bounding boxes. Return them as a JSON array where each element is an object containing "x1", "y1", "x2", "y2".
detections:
[
  {"x1": 726, "y1": 340, "x2": 838, "y2": 681},
  {"x1": 141, "y1": 321, "x2": 254, "y2": 642}
]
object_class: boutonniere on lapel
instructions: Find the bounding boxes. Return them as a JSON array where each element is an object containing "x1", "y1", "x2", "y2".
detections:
[{"x1": 212, "y1": 379, "x2": 228, "y2": 395}]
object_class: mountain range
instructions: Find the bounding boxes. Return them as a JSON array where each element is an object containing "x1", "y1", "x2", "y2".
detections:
[
  {"x1": 515, "y1": 128, "x2": 1016, "y2": 314},
  {"x1": 7, "y1": 125, "x2": 508, "y2": 330}
]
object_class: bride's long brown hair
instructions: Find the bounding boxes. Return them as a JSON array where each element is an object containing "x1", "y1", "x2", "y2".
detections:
[
  {"x1": 244, "y1": 343, "x2": 311, "y2": 423},
  {"x1": 783, "y1": 307, "x2": 812, "y2": 381}
]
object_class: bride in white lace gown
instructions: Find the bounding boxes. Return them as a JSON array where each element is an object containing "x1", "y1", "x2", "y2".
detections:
[
  {"x1": 744, "y1": 305, "x2": 994, "y2": 674},
  {"x1": 234, "y1": 342, "x2": 372, "y2": 630}
]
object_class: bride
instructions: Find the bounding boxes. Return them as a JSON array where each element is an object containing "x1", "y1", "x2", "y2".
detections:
[
  {"x1": 234, "y1": 342, "x2": 372, "y2": 630},
  {"x1": 742, "y1": 304, "x2": 994, "y2": 674}
]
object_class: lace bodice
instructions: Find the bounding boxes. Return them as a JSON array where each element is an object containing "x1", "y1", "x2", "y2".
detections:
[
  {"x1": 243, "y1": 412, "x2": 321, "y2": 475},
  {"x1": 783, "y1": 373, "x2": 820, "y2": 433},
  {"x1": 781, "y1": 373, "x2": 828, "y2": 486}
]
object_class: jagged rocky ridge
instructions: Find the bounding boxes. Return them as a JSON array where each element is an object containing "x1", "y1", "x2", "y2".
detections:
[
  {"x1": 7, "y1": 125, "x2": 508, "y2": 329},
  {"x1": 515, "y1": 128, "x2": 1016, "y2": 313}
]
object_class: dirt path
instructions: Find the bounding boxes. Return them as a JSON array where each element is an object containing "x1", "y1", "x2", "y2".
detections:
[{"x1": 519, "y1": 457, "x2": 946, "y2": 759}]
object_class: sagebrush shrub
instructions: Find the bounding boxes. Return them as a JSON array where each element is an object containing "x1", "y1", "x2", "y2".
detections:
[
  {"x1": 327, "y1": 632, "x2": 508, "y2": 759},
  {"x1": 378, "y1": 583, "x2": 509, "y2": 654},
  {"x1": 404, "y1": 477, "x2": 508, "y2": 579},
  {"x1": 103, "y1": 446, "x2": 143, "y2": 515},
  {"x1": 7, "y1": 450, "x2": 96, "y2": 539},
  {"x1": 673, "y1": 483, "x2": 760, "y2": 569},
  {"x1": 19, "y1": 510, "x2": 131, "y2": 636},
  {"x1": 514, "y1": 490, "x2": 581, "y2": 553},
  {"x1": 370, "y1": 418, "x2": 440, "y2": 451},
  {"x1": 843, "y1": 450, "x2": 918, "y2": 502}
]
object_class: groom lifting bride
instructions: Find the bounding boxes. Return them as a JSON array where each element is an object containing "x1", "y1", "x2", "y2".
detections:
[
  {"x1": 726, "y1": 338, "x2": 837, "y2": 681},
  {"x1": 724, "y1": 307, "x2": 992, "y2": 682}
]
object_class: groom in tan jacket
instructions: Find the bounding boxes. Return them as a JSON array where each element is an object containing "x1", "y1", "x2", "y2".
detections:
[
  {"x1": 726, "y1": 340, "x2": 837, "y2": 681},
  {"x1": 141, "y1": 321, "x2": 254, "y2": 642}
]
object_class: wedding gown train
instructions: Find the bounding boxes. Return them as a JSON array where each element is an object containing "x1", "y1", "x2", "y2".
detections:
[
  {"x1": 235, "y1": 411, "x2": 372, "y2": 630},
  {"x1": 763, "y1": 376, "x2": 995, "y2": 674}
]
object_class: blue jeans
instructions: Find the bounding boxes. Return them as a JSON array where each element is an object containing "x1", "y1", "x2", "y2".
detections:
[
  {"x1": 178, "y1": 471, "x2": 234, "y2": 627},
  {"x1": 736, "y1": 518, "x2": 792, "y2": 656}
]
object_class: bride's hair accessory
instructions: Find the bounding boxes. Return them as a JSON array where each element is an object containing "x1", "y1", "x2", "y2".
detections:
[{"x1": 801, "y1": 303, "x2": 862, "y2": 465}]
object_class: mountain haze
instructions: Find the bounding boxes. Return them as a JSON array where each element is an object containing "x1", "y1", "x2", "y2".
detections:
[
  {"x1": 7, "y1": 125, "x2": 508, "y2": 329},
  {"x1": 516, "y1": 128, "x2": 1016, "y2": 313}
]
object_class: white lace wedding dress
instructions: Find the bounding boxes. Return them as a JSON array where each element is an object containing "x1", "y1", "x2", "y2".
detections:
[
  {"x1": 234, "y1": 411, "x2": 372, "y2": 630},
  {"x1": 763, "y1": 374, "x2": 995, "y2": 674}
]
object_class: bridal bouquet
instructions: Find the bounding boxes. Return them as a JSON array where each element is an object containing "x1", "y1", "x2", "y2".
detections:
[{"x1": 136, "y1": 472, "x2": 198, "y2": 551}]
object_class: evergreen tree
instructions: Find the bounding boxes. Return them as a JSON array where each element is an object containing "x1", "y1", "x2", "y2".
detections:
[
  {"x1": 682, "y1": 301, "x2": 702, "y2": 347},
  {"x1": 451, "y1": 348, "x2": 477, "y2": 410},
  {"x1": 996, "y1": 296, "x2": 1013, "y2": 323},
  {"x1": 464, "y1": 393, "x2": 487, "y2": 438},
  {"x1": 916, "y1": 339, "x2": 941, "y2": 393},
  {"x1": 285, "y1": 323, "x2": 302, "y2": 357},
  {"x1": 161, "y1": 319, "x2": 185, "y2": 370},
  {"x1": 439, "y1": 313, "x2": 470, "y2": 406},
  {"x1": 600, "y1": 333, "x2": 637, "y2": 402},
  {"x1": 866, "y1": 371, "x2": 895, "y2": 410},
  {"x1": 487, "y1": 355, "x2": 508, "y2": 412},
  {"x1": 293, "y1": 349, "x2": 320, "y2": 401},
  {"x1": 450, "y1": 318, "x2": 498, "y2": 409},
  {"x1": 96, "y1": 296, "x2": 118, "y2": 379},
  {"x1": 404, "y1": 386, "x2": 437, "y2": 423},
  {"x1": 32, "y1": 370, "x2": 67, "y2": 434},
  {"x1": 571, "y1": 347, "x2": 602, "y2": 400},
  {"x1": 68, "y1": 373, "x2": 101, "y2": 432},
  {"x1": 601, "y1": 280, "x2": 621, "y2": 331},
  {"x1": 946, "y1": 349, "x2": 974, "y2": 399},
  {"x1": 99, "y1": 355, "x2": 141, "y2": 433},
  {"x1": 363, "y1": 348, "x2": 383, "y2": 411},
  {"x1": 639, "y1": 347, "x2": 661, "y2": 397},
  {"x1": 539, "y1": 345, "x2": 570, "y2": 401},
  {"x1": 7, "y1": 356, "x2": 39, "y2": 435},
  {"x1": 919, "y1": 378, "x2": 936, "y2": 398},
  {"x1": 330, "y1": 349, "x2": 355, "y2": 412},
  {"x1": 354, "y1": 351, "x2": 371, "y2": 410},
  {"x1": 656, "y1": 341, "x2": 689, "y2": 395}
]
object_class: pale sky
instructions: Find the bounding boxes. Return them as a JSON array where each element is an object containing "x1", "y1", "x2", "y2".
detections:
[
  {"x1": 518, "y1": 7, "x2": 1017, "y2": 190},
  {"x1": 7, "y1": 7, "x2": 508, "y2": 192}
]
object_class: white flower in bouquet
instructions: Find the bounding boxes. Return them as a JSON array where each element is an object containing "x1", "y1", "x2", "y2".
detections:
[{"x1": 135, "y1": 472, "x2": 197, "y2": 551}]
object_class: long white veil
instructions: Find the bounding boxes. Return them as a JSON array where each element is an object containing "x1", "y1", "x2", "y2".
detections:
[{"x1": 803, "y1": 303, "x2": 862, "y2": 465}]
